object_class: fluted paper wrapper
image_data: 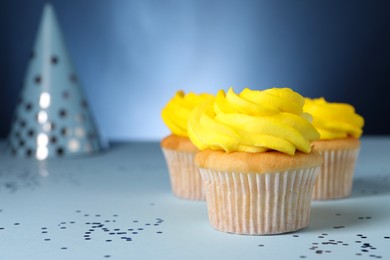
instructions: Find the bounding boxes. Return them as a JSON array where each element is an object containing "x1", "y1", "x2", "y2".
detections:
[
  {"x1": 162, "y1": 148, "x2": 205, "y2": 200},
  {"x1": 199, "y1": 168, "x2": 319, "y2": 235},
  {"x1": 312, "y1": 148, "x2": 360, "y2": 200}
]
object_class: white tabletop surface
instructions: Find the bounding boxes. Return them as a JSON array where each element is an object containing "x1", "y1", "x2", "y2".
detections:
[{"x1": 0, "y1": 136, "x2": 389, "y2": 260}]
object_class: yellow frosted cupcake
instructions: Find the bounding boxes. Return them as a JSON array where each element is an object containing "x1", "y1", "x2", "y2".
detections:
[
  {"x1": 188, "y1": 88, "x2": 322, "y2": 235},
  {"x1": 304, "y1": 97, "x2": 364, "y2": 200},
  {"x1": 161, "y1": 91, "x2": 214, "y2": 200}
]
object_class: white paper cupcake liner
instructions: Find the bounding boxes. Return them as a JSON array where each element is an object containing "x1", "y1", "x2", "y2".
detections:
[
  {"x1": 199, "y1": 167, "x2": 319, "y2": 235},
  {"x1": 162, "y1": 148, "x2": 205, "y2": 200},
  {"x1": 312, "y1": 148, "x2": 360, "y2": 200}
]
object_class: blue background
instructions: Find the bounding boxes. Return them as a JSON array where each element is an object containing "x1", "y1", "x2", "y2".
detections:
[{"x1": 1, "y1": 0, "x2": 389, "y2": 140}]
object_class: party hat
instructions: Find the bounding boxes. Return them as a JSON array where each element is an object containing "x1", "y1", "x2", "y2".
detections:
[{"x1": 6, "y1": 3, "x2": 104, "y2": 159}]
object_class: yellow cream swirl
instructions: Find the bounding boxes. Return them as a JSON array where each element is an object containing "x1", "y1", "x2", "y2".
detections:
[
  {"x1": 303, "y1": 97, "x2": 364, "y2": 139},
  {"x1": 161, "y1": 90, "x2": 214, "y2": 137},
  {"x1": 188, "y1": 88, "x2": 320, "y2": 155}
]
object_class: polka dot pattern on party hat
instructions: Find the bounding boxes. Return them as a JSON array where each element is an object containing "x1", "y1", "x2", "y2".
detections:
[{"x1": 6, "y1": 3, "x2": 104, "y2": 159}]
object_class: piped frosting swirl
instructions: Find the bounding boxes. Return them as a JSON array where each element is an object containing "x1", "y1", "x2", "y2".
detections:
[
  {"x1": 303, "y1": 97, "x2": 364, "y2": 139},
  {"x1": 188, "y1": 88, "x2": 320, "y2": 155},
  {"x1": 161, "y1": 90, "x2": 214, "y2": 137}
]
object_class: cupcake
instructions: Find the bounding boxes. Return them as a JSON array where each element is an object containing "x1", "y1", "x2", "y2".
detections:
[
  {"x1": 188, "y1": 88, "x2": 322, "y2": 235},
  {"x1": 161, "y1": 90, "x2": 214, "y2": 200},
  {"x1": 304, "y1": 97, "x2": 364, "y2": 200}
]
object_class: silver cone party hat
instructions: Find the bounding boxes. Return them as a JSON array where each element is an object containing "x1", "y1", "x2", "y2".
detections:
[{"x1": 6, "y1": 3, "x2": 104, "y2": 159}]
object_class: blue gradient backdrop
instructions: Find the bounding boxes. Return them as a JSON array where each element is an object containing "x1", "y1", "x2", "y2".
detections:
[{"x1": 1, "y1": 0, "x2": 389, "y2": 140}]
